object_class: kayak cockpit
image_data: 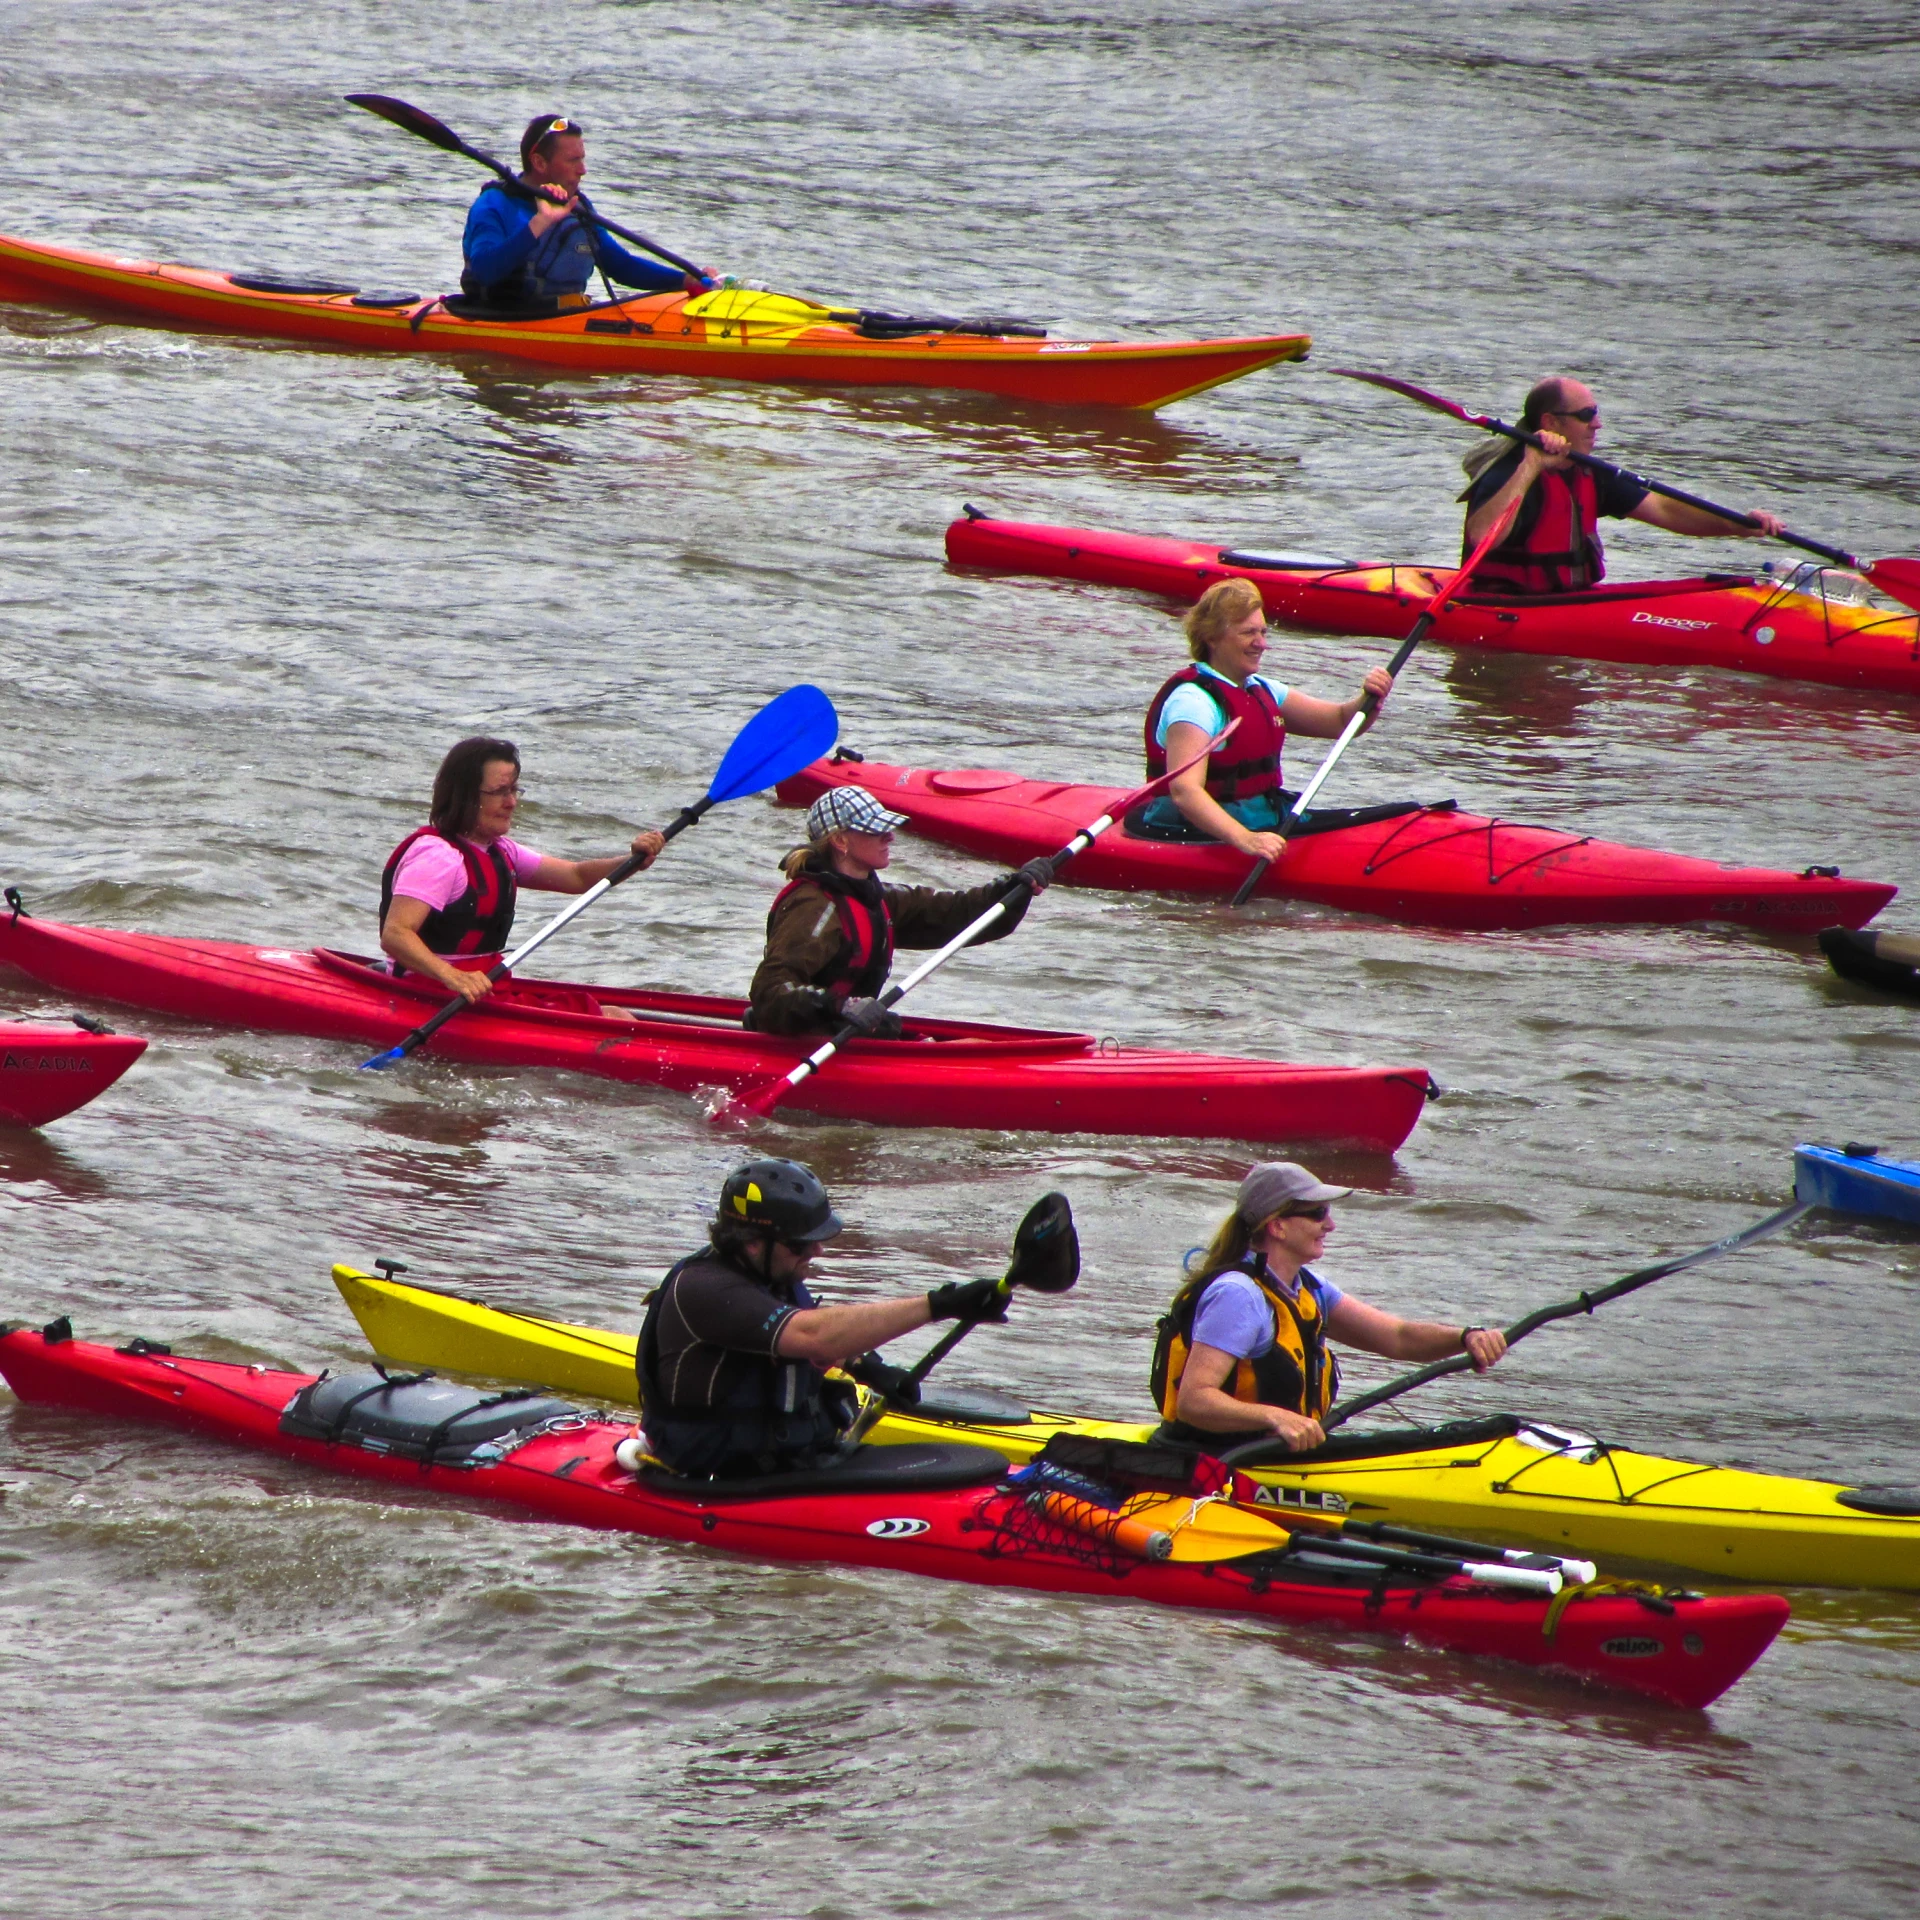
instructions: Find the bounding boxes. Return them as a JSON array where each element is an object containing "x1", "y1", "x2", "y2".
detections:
[{"x1": 312, "y1": 949, "x2": 1094, "y2": 1056}]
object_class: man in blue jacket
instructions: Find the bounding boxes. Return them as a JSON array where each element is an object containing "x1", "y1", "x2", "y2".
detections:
[{"x1": 461, "y1": 114, "x2": 713, "y2": 310}]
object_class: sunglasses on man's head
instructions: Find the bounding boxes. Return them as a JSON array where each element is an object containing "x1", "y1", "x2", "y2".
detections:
[{"x1": 1549, "y1": 405, "x2": 1600, "y2": 423}]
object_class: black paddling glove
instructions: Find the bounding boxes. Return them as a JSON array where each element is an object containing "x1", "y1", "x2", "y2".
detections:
[
  {"x1": 845, "y1": 1353, "x2": 921, "y2": 1405},
  {"x1": 927, "y1": 1278, "x2": 1009, "y2": 1325}
]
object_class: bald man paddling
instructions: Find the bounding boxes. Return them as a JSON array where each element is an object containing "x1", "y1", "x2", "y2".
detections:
[{"x1": 1461, "y1": 375, "x2": 1785, "y2": 594}]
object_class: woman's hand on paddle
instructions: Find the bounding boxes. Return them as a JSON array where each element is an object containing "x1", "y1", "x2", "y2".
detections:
[
  {"x1": 1261, "y1": 1407, "x2": 1326, "y2": 1451},
  {"x1": 1237, "y1": 829, "x2": 1289, "y2": 863},
  {"x1": 438, "y1": 965, "x2": 494, "y2": 1005},
  {"x1": 1461, "y1": 1326, "x2": 1508, "y2": 1373},
  {"x1": 683, "y1": 268, "x2": 720, "y2": 293},
  {"x1": 628, "y1": 828, "x2": 666, "y2": 869},
  {"x1": 1348, "y1": 663, "x2": 1395, "y2": 731}
]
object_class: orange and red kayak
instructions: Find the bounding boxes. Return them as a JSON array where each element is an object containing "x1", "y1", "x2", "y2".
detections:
[
  {"x1": 0, "y1": 232, "x2": 1307, "y2": 410},
  {"x1": 946, "y1": 509, "x2": 1920, "y2": 695}
]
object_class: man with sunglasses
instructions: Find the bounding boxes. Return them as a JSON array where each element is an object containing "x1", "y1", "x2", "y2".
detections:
[
  {"x1": 635, "y1": 1159, "x2": 1011, "y2": 1480},
  {"x1": 1152, "y1": 1162, "x2": 1507, "y2": 1454},
  {"x1": 461, "y1": 113, "x2": 715, "y2": 311},
  {"x1": 1461, "y1": 375, "x2": 1784, "y2": 595}
]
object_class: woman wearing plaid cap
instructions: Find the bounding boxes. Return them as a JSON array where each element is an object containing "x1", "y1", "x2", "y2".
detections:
[{"x1": 744, "y1": 786, "x2": 1052, "y2": 1037}]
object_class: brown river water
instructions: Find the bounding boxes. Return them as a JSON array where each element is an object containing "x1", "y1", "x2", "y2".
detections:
[{"x1": 3, "y1": 2, "x2": 1919, "y2": 1913}]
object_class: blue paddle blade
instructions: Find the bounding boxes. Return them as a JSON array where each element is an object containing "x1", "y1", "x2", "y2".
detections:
[
  {"x1": 359, "y1": 1048, "x2": 405, "y2": 1071},
  {"x1": 707, "y1": 684, "x2": 838, "y2": 804}
]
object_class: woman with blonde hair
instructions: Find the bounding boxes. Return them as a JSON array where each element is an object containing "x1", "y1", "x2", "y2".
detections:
[
  {"x1": 1151, "y1": 1162, "x2": 1507, "y2": 1454},
  {"x1": 1136, "y1": 577, "x2": 1395, "y2": 863}
]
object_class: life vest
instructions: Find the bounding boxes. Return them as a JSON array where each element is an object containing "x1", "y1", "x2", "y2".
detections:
[
  {"x1": 1143, "y1": 667, "x2": 1285, "y2": 802},
  {"x1": 1470, "y1": 464, "x2": 1607, "y2": 595},
  {"x1": 379, "y1": 828, "x2": 517, "y2": 958},
  {"x1": 461, "y1": 181, "x2": 601, "y2": 305},
  {"x1": 635, "y1": 1250, "x2": 855, "y2": 1478},
  {"x1": 1149, "y1": 1258, "x2": 1341, "y2": 1443},
  {"x1": 765, "y1": 866, "x2": 894, "y2": 1001}
]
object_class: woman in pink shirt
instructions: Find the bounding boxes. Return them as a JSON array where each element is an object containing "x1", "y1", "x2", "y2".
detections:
[{"x1": 379, "y1": 735, "x2": 664, "y2": 1004}]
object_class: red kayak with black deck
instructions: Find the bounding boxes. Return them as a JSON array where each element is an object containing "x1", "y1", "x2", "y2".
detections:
[
  {"x1": 945, "y1": 509, "x2": 1920, "y2": 697},
  {"x1": 0, "y1": 909, "x2": 1431, "y2": 1150},
  {"x1": 775, "y1": 758, "x2": 1894, "y2": 932},
  {"x1": 0, "y1": 1019, "x2": 146, "y2": 1127},
  {"x1": 0, "y1": 1323, "x2": 1790, "y2": 1710}
]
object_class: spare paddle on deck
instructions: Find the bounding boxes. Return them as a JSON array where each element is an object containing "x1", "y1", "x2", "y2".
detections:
[
  {"x1": 1226, "y1": 491, "x2": 1524, "y2": 907},
  {"x1": 346, "y1": 92, "x2": 708, "y2": 282},
  {"x1": 720, "y1": 721, "x2": 1238, "y2": 1122},
  {"x1": 839, "y1": 1191, "x2": 1079, "y2": 1451},
  {"x1": 1329, "y1": 366, "x2": 1920, "y2": 615},
  {"x1": 360, "y1": 684, "x2": 838, "y2": 1070}
]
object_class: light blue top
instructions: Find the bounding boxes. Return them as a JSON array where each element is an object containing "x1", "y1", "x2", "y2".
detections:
[
  {"x1": 1189, "y1": 1266, "x2": 1343, "y2": 1360},
  {"x1": 1154, "y1": 663, "x2": 1290, "y2": 748}
]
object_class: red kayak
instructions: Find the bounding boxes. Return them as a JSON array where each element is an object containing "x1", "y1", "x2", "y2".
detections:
[
  {"x1": 0, "y1": 1019, "x2": 146, "y2": 1127},
  {"x1": 0, "y1": 910, "x2": 1431, "y2": 1150},
  {"x1": 946, "y1": 509, "x2": 1920, "y2": 697},
  {"x1": 777, "y1": 758, "x2": 1894, "y2": 932},
  {"x1": 0, "y1": 1323, "x2": 1790, "y2": 1710}
]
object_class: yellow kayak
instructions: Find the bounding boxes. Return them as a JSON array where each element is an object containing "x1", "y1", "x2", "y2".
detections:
[{"x1": 333, "y1": 1265, "x2": 1920, "y2": 1591}]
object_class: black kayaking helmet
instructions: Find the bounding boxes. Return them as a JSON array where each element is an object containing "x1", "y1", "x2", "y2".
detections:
[{"x1": 715, "y1": 1159, "x2": 844, "y2": 1247}]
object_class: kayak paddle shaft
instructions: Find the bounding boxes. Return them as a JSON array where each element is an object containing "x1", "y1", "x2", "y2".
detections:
[{"x1": 1319, "y1": 1195, "x2": 1815, "y2": 1432}]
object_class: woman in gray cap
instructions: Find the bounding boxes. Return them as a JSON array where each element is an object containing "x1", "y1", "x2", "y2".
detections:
[
  {"x1": 1151, "y1": 1162, "x2": 1507, "y2": 1453},
  {"x1": 744, "y1": 785, "x2": 1053, "y2": 1036}
]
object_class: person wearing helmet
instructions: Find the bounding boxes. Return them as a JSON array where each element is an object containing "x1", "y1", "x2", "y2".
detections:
[
  {"x1": 636, "y1": 1159, "x2": 1010, "y2": 1479},
  {"x1": 1151, "y1": 1162, "x2": 1508, "y2": 1454},
  {"x1": 745, "y1": 785, "x2": 1054, "y2": 1038}
]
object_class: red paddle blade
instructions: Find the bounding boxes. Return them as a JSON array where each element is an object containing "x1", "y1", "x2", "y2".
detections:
[
  {"x1": 1865, "y1": 557, "x2": 1920, "y2": 613},
  {"x1": 1327, "y1": 367, "x2": 1483, "y2": 427}
]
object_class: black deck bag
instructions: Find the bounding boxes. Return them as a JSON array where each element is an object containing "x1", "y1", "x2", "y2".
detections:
[{"x1": 280, "y1": 1369, "x2": 579, "y2": 1467}]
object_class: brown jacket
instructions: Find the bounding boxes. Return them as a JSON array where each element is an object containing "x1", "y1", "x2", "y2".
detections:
[{"x1": 745, "y1": 853, "x2": 1032, "y2": 1035}]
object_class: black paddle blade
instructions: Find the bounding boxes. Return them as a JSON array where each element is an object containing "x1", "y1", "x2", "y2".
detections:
[
  {"x1": 347, "y1": 93, "x2": 465, "y2": 153},
  {"x1": 1005, "y1": 1192, "x2": 1078, "y2": 1294}
]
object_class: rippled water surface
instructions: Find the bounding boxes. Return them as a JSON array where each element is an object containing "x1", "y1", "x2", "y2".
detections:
[{"x1": 4, "y1": 3, "x2": 1919, "y2": 1914}]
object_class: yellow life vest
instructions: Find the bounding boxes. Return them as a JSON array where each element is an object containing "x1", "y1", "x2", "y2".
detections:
[{"x1": 1151, "y1": 1260, "x2": 1340, "y2": 1434}]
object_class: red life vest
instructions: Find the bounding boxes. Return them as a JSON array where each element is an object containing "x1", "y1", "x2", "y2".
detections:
[
  {"x1": 1470, "y1": 465, "x2": 1607, "y2": 594},
  {"x1": 1143, "y1": 667, "x2": 1285, "y2": 802},
  {"x1": 765, "y1": 868, "x2": 894, "y2": 1000},
  {"x1": 379, "y1": 828, "x2": 518, "y2": 958}
]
